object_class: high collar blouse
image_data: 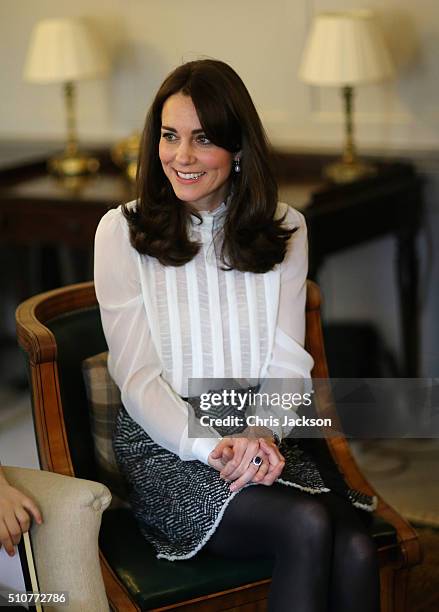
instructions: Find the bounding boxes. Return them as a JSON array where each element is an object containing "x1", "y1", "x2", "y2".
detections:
[{"x1": 94, "y1": 200, "x2": 314, "y2": 465}]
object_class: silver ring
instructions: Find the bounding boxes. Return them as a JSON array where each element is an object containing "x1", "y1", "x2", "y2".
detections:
[{"x1": 251, "y1": 455, "x2": 262, "y2": 467}]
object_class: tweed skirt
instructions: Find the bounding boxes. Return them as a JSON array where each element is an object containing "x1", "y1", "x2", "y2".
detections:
[{"x1": 113, "y1": 405, "x2": 377, "y2": 561}]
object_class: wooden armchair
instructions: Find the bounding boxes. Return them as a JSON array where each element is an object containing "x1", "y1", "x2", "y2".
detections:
[{"x1": 16, "y1": 280, "x2": 421, "y2": 611}]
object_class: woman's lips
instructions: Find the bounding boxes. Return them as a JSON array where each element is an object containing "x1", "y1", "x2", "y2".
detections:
[{"x1": 173, "y1": 169, "x2": 206, "y2": 184}]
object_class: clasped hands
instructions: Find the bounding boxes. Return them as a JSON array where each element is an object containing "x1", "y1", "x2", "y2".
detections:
[{"x1": 208, "y1": 426, "x2": 285, "y2": 493}]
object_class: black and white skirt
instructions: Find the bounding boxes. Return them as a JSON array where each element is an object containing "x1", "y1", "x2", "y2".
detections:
[{"x1": 113, "y1": 405, "x2": 377, "y2": 561}]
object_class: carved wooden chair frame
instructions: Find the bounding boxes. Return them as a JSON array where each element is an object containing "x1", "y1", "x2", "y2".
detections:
[{"x1": 16, "y1": 280, "x2": 421, "y2": 611}]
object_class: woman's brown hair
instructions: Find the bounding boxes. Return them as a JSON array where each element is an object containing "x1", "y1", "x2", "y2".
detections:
[{"x1": 123, "y1": 59, "x2": 295, "y2": 272}]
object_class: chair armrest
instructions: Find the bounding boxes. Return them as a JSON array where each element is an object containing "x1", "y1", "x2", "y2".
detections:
[{"x1": 3, "y1": 466, "x2": 111, "y2": 612}]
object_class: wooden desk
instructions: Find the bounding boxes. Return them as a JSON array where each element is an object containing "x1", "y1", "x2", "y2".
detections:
[{"x1": 0, "y1": 152, "x2": 424, "y2": 376}]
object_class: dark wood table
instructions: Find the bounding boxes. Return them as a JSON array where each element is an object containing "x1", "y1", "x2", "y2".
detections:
[{"x1": 0, "y1": 150, "x2": 424, "y2": 376}]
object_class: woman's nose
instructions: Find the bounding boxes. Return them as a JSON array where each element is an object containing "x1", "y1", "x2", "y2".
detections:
[{"x1": 175, "y1": 141, "x2": 195, "y2": 165}]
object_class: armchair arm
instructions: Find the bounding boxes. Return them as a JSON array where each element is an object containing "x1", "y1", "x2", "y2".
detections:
[{"x1": 3, "y1": 466, "x2": 111, "y2": 612}]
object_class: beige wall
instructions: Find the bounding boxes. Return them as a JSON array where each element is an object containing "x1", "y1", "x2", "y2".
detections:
[{"x1": 1, "y1": 0, "x2": 439, "y2": 151}]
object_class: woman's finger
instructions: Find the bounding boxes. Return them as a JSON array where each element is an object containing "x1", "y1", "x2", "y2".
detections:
[
  {"x1": 259, "y1": 460, "x2": 285, "y2": 486},
  {"x1": 220, "y1": 446, "x2": 234, "y2": 465},
  {"x1": 251, "y1": 458, "x2": 270, "y2": 483},
  {"x1": 0, "y1": 520, "x2": 16, "y2": 556},
  {"x1": 257, "y1": 438, "x2": 285, "y2": 484},
  {"x1": 4, "y1": 512, "x2": 22, "y2": 547},
  {"x1": 209, "y1": 438, "x2": 232, "y2": 460},
  {"x1": 14, "y1": 507, "x2": 31, "y2": 534},
  {"x1": 229, "y1": 459, "x2": 265, "y2": 492},
  {"x1": 259, "y1": 438, "x2": 285, "y2": 465},
  {"x1": 208, "y1": 441, "x2": 232, "y2": 472},
  {"x1": 221, "y1": 438, "x2": 260, "y2": 481},
  {"x1": 21, "y1": 497, "x2": 43, "y2": 526},
  {"x1": 219, "y1": 438, "x2": 249, "y2": 479}
]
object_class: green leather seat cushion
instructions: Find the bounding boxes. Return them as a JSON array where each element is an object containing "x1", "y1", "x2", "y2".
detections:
[{"x1": 100, "y1": 508, "x2": 397, "y2": 610}]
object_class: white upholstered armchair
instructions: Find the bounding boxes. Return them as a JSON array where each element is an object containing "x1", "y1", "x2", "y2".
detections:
[{"x1": 2, "y1": 466, "x2": 111, "y2": 612}]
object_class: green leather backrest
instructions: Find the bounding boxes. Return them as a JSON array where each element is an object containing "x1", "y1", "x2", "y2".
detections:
[{"x1": 46, "y1": 306, "x2": 107, "y2": 481}]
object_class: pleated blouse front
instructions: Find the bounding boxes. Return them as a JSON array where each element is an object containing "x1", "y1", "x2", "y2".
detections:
[{"x1": 94, "y1": 200, "x2": 314, "y2": 466}]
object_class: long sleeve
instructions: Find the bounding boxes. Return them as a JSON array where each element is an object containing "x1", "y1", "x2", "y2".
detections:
[
  {"x1": 256, "y1": 205, "x2": 315, "y2": 438},
  {"x1": 94, "y1": 208, "x2": 221, "y2": 464}
]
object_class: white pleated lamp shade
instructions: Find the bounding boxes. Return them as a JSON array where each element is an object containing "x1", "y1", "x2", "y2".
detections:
[
  {"x1": 299, "y1": 10, "x2": 395, "y2": 86},
  {"x1": 24, "y1": 18, "x2": 109, "y2": 83}
]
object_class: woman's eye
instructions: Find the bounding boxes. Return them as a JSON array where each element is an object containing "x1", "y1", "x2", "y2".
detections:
[
  {"x1": 196, "y1": 135, "x2": 211, "y2": 145},
  {"x1": 161, "y1": 132, "x2": 177, "y2": 142}
]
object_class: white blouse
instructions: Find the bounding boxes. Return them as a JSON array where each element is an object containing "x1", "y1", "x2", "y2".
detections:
[{"x1": 94, "y1": 200, "x2": 314, "y2": 466}]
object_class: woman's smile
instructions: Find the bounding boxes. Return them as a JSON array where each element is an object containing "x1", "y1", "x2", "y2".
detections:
[{"x1": 174, "y1": 169, "x2": 206, "y2": 183}]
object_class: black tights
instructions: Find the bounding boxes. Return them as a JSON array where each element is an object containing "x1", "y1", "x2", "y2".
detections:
[{"x1": 205, "y1": 484, "x2": 380, "y2": 612}]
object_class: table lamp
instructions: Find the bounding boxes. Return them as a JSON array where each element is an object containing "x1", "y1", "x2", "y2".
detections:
[
  {"x1": 24, "y1": 18, "x2": 109, "y2": 179},
  {"x1": 299, "y1": 10, "x2": 395, "y2": 183}
]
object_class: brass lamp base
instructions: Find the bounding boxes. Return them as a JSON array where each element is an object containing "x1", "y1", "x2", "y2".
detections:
[
  {"x1": 324, "y1": 86, "x2": 377, "y2": 184},
  {"x1": 48, "y1": 151, "x2": 100, "y2": 178},
  {"x1": 324, "y1": 158, "x2": 376, "y2": 184}
]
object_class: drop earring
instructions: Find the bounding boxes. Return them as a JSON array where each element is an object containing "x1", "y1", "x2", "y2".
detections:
[{"x1": 233, "y1": 158, "x2": 241, "y2": 173}]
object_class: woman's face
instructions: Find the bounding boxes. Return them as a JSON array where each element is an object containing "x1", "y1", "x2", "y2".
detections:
[{"x1": 159, "y1": 92, "x2": 236, "y2": 212}]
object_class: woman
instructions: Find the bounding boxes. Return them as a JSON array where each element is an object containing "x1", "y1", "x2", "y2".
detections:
[{"x1": 95, "y1": 59, "x2": 380, "y2": 611}]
